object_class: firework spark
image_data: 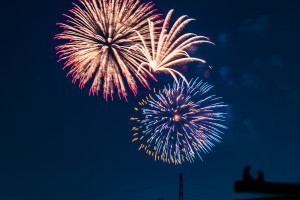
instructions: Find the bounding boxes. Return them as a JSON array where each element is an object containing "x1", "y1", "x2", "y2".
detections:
[
  {"x1": 55, "y1": 0, "x2": 161, "y2": 100},
  {"x1": 131, "y1": 78, "x2": 227, "y2": 164},
  {"x1": 132, "y1": 10, "x2": 214, "y2": 84}
]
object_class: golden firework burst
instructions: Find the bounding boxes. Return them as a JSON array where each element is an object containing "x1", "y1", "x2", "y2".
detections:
[
  {"x1": 132, "y1": 10, "x2": 214, "y2": 84},
  {"x1": 55, "y1": 0, "x2": 161, "y2": 100}
]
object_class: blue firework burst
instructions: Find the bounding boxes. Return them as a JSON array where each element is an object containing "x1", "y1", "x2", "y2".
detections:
[{"x1": 131, "y1": 78, "x2": 227, "y2": 164}]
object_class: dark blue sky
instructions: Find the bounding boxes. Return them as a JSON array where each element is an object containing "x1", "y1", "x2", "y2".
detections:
[{"x1": 1, "y1": 0, "x2": 300, "y2": 199}]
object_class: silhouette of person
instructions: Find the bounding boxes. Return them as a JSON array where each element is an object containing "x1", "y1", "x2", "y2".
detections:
[
  {"x1": 257, "y1": 170, "x2": 264, "y2": 183},
  {"x1": 243, "y1": 165, "x2": 253, "y2": 182}
]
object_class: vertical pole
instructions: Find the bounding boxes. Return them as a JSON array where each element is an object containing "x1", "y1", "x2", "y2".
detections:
[{"x1": 179, "y1": 173, "x2": 184, "y2": 200}]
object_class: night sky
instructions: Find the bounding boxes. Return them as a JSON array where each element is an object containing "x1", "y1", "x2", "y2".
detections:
[{"x1": 1, "y1": 0, "x2": 300, "y2": 200}]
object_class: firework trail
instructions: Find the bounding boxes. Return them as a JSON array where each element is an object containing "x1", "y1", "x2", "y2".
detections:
[
  {"x1": 132, "y1": 10, "x2": 214, "y2": 84},
  {"x1": 55, "y1": 0, "x2": 161, "y2": 100},
  {"x1": 131, "y1": 78, "x2": 227, "y2": 164}
]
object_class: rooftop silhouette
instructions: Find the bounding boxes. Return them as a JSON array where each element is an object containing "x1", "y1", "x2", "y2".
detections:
[{"x1": 234, "y1": 166, "x2": 300, "y2": 199}]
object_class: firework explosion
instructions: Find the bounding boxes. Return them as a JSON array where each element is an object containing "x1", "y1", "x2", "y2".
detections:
[
  {"x1": 132, "y1": 10, "x2": 214, "y2": 84},
  {"x1": 55, "y1": 0, "x2": 161, "y2": 100},
  {"x1": 131, "y1": 78, "x2": 227, "y2": 164}
]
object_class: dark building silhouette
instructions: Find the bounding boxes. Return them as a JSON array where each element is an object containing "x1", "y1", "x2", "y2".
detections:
[{"x1": 235, "y1": 166, "x2": 300, "y2": 199}]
